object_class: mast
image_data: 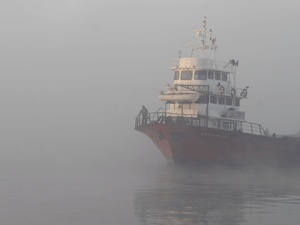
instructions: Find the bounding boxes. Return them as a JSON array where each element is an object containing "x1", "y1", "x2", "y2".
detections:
[
  {"x1": 194, "y1": 16, "x2": 207, "y2": 58},
  {"x1": 194, "y1": 17, "x2": 217, "y2": 60}
]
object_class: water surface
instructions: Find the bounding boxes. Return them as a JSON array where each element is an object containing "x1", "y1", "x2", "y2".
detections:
[{"x1": 1, "y1": 161, "x2": 300, "y2": 225}]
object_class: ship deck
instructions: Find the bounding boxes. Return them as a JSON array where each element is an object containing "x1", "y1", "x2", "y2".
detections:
[{"x1": 135, "y1": 112, "x2": 266, "y2": 136}]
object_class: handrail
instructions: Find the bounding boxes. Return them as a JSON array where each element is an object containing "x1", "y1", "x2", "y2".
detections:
[{"x1": 135, "y1": 112, "x2": 267, "y2": 136}]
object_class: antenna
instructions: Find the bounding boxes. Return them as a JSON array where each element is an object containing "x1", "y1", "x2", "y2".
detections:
[
  {"x1": 202, "y1": 16, "x2": 207, "y2": 50},
  {"x1": 193, "y1": 16, "x2": 216, "y2": 59}
]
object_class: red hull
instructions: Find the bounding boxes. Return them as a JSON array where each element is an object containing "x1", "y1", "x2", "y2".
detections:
[{"x1": 136, "y1": 124, "x2": 300, "y2": 167}]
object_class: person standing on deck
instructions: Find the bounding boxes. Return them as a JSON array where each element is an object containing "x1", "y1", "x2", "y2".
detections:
[{"x1": 139, "y1": 105, "x2": 148, "y2": 124}]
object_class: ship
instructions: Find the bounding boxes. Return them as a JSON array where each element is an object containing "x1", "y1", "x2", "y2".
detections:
[{"x1": 135, "y1": 18, "x2": 300, "y2": 167}]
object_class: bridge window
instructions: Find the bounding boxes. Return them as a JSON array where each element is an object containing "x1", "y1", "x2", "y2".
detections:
[
  {"x1": 210, "y1": 96, "x2": 217, "y2": 104},
  {"x1": 215, "y1": 72, "x2": 221, "y2": 80},
  {"x1": 208, "y1": 71, "x2": 214, "y2": 79},
  {"x1": 196, "y1": 95, "x2": 208, "y2": 104},
  {"x1": 222, "y1": 73, "x2": 228, "y2": 81},
  {"x1": 218, "y1": 96, "x2": 225, "y2": 105},
  {"x1": 195, "y1": 70, "x2": 207, "y2": 80},
  {"x1": 174, "y1": 71, "x2": 179, "y2": 80},
  {"x1": 226, "y1": 98, "x2": 233, "y2": 106},
  {"x1": 181, "y1": 71, "x2": 192, "y2": 80},
  {"x1": 235, "y1": 99, "x2": 240, "y2": 107}
]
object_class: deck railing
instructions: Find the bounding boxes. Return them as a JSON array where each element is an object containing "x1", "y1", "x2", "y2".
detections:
[{"x1": 135, "y1": 112, "x2": 267, "y2": 136}]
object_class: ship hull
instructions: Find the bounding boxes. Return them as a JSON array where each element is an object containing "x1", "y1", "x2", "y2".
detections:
[{"x1": 136, "y1": 124, "x2": 300, "y2": 167}]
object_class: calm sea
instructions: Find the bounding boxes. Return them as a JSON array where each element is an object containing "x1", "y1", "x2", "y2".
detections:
[{"x1": 1, "y1": 159, "x2": 300, "y2": 225}]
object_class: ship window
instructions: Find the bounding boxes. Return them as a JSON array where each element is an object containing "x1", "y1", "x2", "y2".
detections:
[
  {"x1": 222, "y1": 73, "x2": 228, "y2": 81},
  {"x1": 235, "y1": 99, "x2": 240, "y2": 107},
  {"x1": 231, "y1": 123, "x2": 237, "y2": 131},
  {"x1": 194, "y1": 70, "x2": 207, "y2": 80},
  {"x1": 212, "y1": 120, "x2": 220, "y2": 128},
  {"x1": 215, "y1": 72, "x2": 221, "y2": 80},
  {"x1": 218, "y1": 96, "x2": 225, "y2": 105},
  {"x1": 210, "y1": 96, "x2": 217, "y2": 104},
  {"x1": 196, "y1": 95, "x2": 208, "y2": 104},
  {"x1": 226, "y1": 98, "x2": 233, "y2": 106},
  {"x1": 208, "y1": 71, "x2": 214, "y2": 79},
  {"x1": 174, "y1": 71, "x2": 179, "y2": 80},
  {"x1": 223, "y1": 122, "x2": 229, "y2": 130},
  {"x1": 181, "y1": 71, "x2": 192, "y2": 80}
]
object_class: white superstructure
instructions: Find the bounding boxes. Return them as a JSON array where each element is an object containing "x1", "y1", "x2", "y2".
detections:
[{"x1": 159, "y1": 17, "x2": 248, "y2": 124}]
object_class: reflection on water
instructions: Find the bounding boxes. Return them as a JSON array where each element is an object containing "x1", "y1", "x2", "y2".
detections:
[
  {"x1": 1, "y1": 161, "x2": 300, "y2": 224},
  {"x1": 134, "y1": 165, "x2": 300, "y2": 225}
]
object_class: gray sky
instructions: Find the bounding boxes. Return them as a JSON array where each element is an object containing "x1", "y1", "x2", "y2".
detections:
[{"x1": 0, "y1": 0, "x2": 300, "y2": 165}]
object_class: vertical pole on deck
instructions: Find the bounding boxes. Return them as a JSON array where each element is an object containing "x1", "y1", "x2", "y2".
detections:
[
  {"x1": 165, "y1": 102, "x2": 167, "y2": 121},
  {"x1": 259, "y1": 125, "x2": 262, "y2": 135},
  {"x1": 260, "y1": 127, "x2": 262, "y2": 135},
  {"x1": 206, "y1": 85, "x2": 209, "y2": 127}
]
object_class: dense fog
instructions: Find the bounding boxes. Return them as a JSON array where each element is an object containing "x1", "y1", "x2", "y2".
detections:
[{"x1": 0, "y1": 0, "x2": 299, "y2": 167}]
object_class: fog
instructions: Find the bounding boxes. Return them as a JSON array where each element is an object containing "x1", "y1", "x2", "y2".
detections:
[
  {"x1": 1, "y1": 1, "x2": 300, "y2": 224},
  {"x1": 0, "y1": 0, "x2": 300, "y2": 167}
]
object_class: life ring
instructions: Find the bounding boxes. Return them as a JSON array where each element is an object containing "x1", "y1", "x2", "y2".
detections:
[
  {"x1": 240, "y1": 89, "x2": 247, "y2": 98},
  {"x1": 231, "y1": 88, "x2": 236, "y2": 96},
  {"x1": 219, "y1": 85, "x2": 225, "y2": 95}
]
